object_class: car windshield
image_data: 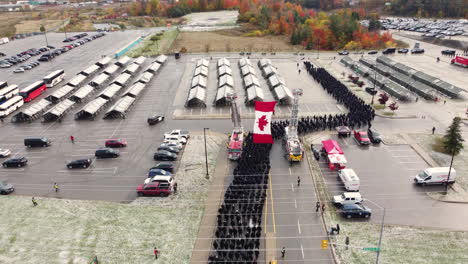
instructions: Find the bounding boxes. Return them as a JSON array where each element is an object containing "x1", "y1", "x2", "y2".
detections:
[
  {"x1": 371, "y1": 130, "x2": 380, "y2": 136},
  {"x1": 418, "y1": 171, "x2": 429, "y2": 179},
  {"x1": 360, "y1": 134, "x2": 368, "y2": 138}
]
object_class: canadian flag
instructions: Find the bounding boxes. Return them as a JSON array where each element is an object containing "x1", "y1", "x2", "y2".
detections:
[{"x1": 253, "y1": 101, "x2": 276, "y2": 144}]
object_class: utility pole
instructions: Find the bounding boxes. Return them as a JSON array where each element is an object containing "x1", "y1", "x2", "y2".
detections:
[
  {"x1": 376, "y1": 208, "x2": 386, "y2": 264},
  {"x1": 40, "y1": 24, "x2": 50, "y2": 56},
  {"x1": 204, "y1": 128, "x2": 209, "y2": 179},
  {"x1": 445, "y1": 149, "x2": 456, "y2": 194},
  {"x1": 371, "y1": 62, "x2": 377, "y2": 105},
  {"x1": 316, "y1": 39, "x2": 320, "y2": 59}
]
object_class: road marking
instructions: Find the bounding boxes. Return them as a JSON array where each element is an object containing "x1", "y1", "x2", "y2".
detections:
[
  {"x1": 269, "y1": 174, "x2": 276, "y2": 233},
  {"x1": 264, "y1": 182, "x2": 268, "y2": 234},
  {"x1": 294, "y1": 199, "x2": 297, "y2": 208},
  {"x1": 301, "y1": 244, "x2": 304, "y2": 259},
  {"x1": 291, "y1": 183, "x2": 294, "y2": 192},
  {"x1": 297, "y1": 220, "x2": 301, "y2": 234},
  {"x1": 288, "y1": 167, "x2": 292, "y2": 175},
  {"x1": 109, "y1": 120, "x2": 124, "y2": 138}
]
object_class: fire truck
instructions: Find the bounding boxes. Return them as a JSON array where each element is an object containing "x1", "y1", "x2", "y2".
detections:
[
  {"x1": 283, "y1": 88, "x2": 304, "y2": 163},
  {"x1": 451, "y1": 56, "x2": 468, "y2": 68},
  {"x1": 227, "y1": 94, "x2": 244, "y2": 160}
]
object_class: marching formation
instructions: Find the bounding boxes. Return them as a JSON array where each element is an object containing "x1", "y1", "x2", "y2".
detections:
[
  {"x1": 209, "y1": 133, "x2": 272, "y2": 263},
  {"x1": 272, "y1": 62, "x2": 375, "y2": 139}
]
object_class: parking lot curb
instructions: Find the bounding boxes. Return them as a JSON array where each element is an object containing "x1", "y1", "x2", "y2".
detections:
[
  {"x1": 375, "y1": 113, "x2": 418, "y2": 119},
  {"x1": 190, "y1": 139, "x2": 229, "y2": 264}
]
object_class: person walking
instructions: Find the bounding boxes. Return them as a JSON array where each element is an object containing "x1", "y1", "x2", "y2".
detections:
[
  {"x1": 321, "y1": 203, "x2": 326, "y2": 214},
  {"x1": 316, "y1": 201, "x2": 320, "y2": 212},
  {"x1": 297, "y1": 176, "x2": 301, "y2": 187},
  {"x1": 432, "y1": 126, "x2": 436, "y2": 134},
  {"x1": 345, "y1": 236, "x2": 350, "y2": 250},
  {"x1": 32, "y1": 197, "x2": 38, "y2": 207},
  {"x1": 444, "y1": 100, "x2": 446, "y2": 104},
  {"x1": 53, "y1": 182, "x2": 59, "y2": 193},
  {"x1": 173, "y1": 182, "x2": 178, "y2": 194},
  {"x1": 70, "y1": 135, "x2": 75, "y2": 143},
  {"x1": 336, "y1": 224, "x2": 340, "y2": 235},
  {"x1": 154, "y1": 247, "x2": 159, "y2": 259},
  {"x1": 281, "y1": 247, "x2": 286, "y2": 258}
]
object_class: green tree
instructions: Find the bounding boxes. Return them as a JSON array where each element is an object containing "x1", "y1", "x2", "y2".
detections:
[
  {"x1": 39, "y1": 25, "x2": 46, "y2": 33},
  {"x1": 258, "y1": 6, "x2": 271, "y2": 29},
  {"x1": 443, "y1": 117, "x2": 464, "y2": 155}
]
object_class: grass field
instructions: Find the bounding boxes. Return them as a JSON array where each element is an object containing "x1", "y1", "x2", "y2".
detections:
[
  {"x1": 172, "y1": 30, "x2": 299, "y2": 53},
  {"x1": 15, "y1": 19, "x2": 66, "y2": 34},
  {"x1": 0, "y1": 133, "x2": 224, "y2": 264},
  {"x1": 127, "y1": 29, "x2": 180, "y2": 57}
]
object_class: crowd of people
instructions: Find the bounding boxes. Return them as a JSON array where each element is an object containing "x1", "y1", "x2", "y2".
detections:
[
  {"x1": 272, "y1": 61, "x2": 375, "y2": 139},
  {"x1": 209, "y1": 133, "x2": 271, "y2": 263}
]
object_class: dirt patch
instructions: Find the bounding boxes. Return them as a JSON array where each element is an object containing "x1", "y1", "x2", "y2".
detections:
[
  {"x1": 15, "y1": 19, "x2": 65, "y2": 34},
  {"x1": 172, "y1": 30, "x2": 301, "y2": 53}
]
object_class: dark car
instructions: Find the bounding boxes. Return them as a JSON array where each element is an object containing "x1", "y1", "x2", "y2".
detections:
[
  {"x1": 338, "y1": 50, "x2": 349, "y2": 55},
  {"x1": 157, "y1": 145, "x2": 180, "y2": 154},
  {"x1": 3, "y1": 157, "x2": 28, "y2": 168},
  {"x1": 441, "y1": 49, "x2": 456, "y2": 56},
  {"x1": 152, "y1": 162, "x2": 175, "y2": 173},
  {"x1": 367, "y1": 50, "x2": 378, "y2": 55},
  {"x1": 136, "y1": 182, "x2": 172, "y2": 197},
  {"x1": 341, "y1": 204, "x2": 372, "y2": 219},
  {"x1": 154, "y1": 150, "x2": 177, "y2": 161},
  {"x1": 148, "y1": 168, "x2": 172, "y2": 177},
  {"x1": 38, "y1": 55, "x2": 52, "y2": 62},
  {"x1": 368, "y1": 128, "x2": 382, "y2": 144},
  {"x1": 365, "y1": 87, "x2": 378, "y2": 95},
  {"x1": 105, "y1": 139, "x2": 127, "y2": 148},
  {"x1": 24, "y1": 137, "x2": 51, "y2": 147},
  {"x1": 147, "y1": 115, "x2": 164, "y2": 125},
  {"x1": 95, "y1": 148, "x2": 120, "y2": 158},
  {"x1": 0, "y1": 52, "x2": 6, "y2": 56},
  {"x1": 411, "y1": 48, "x2": 425, "y2": 54},
  {"x1": 67, "y1": 158, "x2": 92, "y2": 169},
  {"x1": 0, "y1": 181, "x2": 14, "y2": 194},
  {"x1": 382, "y1": 48, "x2": 396, "y2": 55},
  {"x1": 336, "y1": 126, "x2": 352, "y2": 137}
]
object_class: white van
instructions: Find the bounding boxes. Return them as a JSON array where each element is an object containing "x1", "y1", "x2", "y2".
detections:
[
  {"x1": 333, "y1": 192, "x2": 363, "y2": 206},
  {"x1": 338, "y1": 169, "x2": 360, "y2": 191},
  {"x1": 414, "y1": 167, "x2": 456, "y2": 185}
]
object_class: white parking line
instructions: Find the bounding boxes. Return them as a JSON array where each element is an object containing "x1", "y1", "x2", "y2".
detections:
[
  {"x1": 297, "y1": 220, "x2": 301, "y2": 234},
  {"x1": 300, "y1": 244, "x2": 304, "y2": 259},
  {"x1": 291, "y1": 183, "x2": 294, "y2": 192},
  {"x1": 294, "y1": 199, "x2": 297, "y2": 208}
]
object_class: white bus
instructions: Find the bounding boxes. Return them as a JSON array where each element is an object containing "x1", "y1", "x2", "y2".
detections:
[
  {"x1": 0, "y1": 96, "x2": 24, "y2": 117},
  {"x1": 0, "y1": 85, "x2": 19, "y2": 103},
  {"x1": 43, "y1": 69, "x2": 65, "y2": 88}
]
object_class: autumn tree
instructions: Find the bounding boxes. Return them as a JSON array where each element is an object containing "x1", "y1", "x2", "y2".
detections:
[
  {"x1": 388, "y1": 102, "x2": 398, "y2": 113},
  {"x1": 378, "y1": 93, "x2": 389, "y2": 105}
]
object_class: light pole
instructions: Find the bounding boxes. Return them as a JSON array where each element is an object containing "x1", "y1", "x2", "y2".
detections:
[
  {"x1": 445, "y1": 149, "x2": 456, "y2": 194},
  {"x1": 204, "y1": 128, "x2": 209, "y2": 179},
  {"x1": 371, "y1": 63, "x2": 377, "y2": 105},
  {"x1": 316, "y1": 38, "x2": 320, "y2": 59},
  {"x1": 40, "y1": 24, "x2": 50, "y2": 56},
  {"x1": 364, "y1": 199, "x2": 385, "y2": 264}
]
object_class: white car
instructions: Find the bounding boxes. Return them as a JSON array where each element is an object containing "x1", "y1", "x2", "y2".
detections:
[
  {"x1": 160, "y1": 142, "x2": 183, "y2": 150},
  {"x1": 0, "y1": 149, "x2": 11, "y2": 158},
  {"x1": 144, "y1": 175, "x2": 174, "y2": 185},
  {"x1": 164, "y1": 129, "x2": 190, "y2": 140},
  {"x1": 13, "y1": 68, "x2": 25, "y2": 73},
  {"x1": 164, "y1": 135, "x2": 187, "y2": 145}
]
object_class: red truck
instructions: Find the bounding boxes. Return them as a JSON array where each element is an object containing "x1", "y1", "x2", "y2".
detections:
[
  {"x1": 136, "y1": 182, "x2": 172, "y2": 197},
  {"x1": 451, "y1": 56, "x2": 468, "y2": 68}
]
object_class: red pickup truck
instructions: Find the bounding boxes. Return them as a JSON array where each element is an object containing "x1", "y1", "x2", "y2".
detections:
[{"x1": 451, "y1": 56, "x2": 468, "y2": 68}]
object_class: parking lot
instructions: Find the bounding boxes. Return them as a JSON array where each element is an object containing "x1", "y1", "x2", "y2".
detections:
[
  {"x1": 316, "y1": 135, "x2": 468, "y2": 230},
  {"x1": 0, "y1": 30, "x2": 153, "y2": 88}
]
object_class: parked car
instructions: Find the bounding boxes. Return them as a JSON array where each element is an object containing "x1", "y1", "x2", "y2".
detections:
[
  {"x1": 152, "y1": 162, "x2": 175, "y2": 173},
  {"x1": 13, "y1": 68, "x2": 24, "y2": 73},
  {"x1": 67, "y1": 158, "x2": 92, "y2": 169},
  {"x1": 136, "y1": 182, "x2": 172, "y2": 197},
  {"x1": 365, "y1": 87, "x2": 378, "y2": 95},
  {"x1": 367, "y1": 50, "x2": 378, "y2": 55},
  {"x1": 24, "y1": 137, "x2": 51, "y2": 147},
  {"x1": 154, "y1": 150, "x2": 177, "y2": 161},
  {"x1": 144, "y1": 174, "x2": 175, "y2": 185},
  {"x1": 341, "y1": 204, "x2": 372, "y2": 219},
  {"x1": 411, "y1": 48, "x2": 425, "y2": 54},
  {"x1": 157, "y1": 145, "x2": 180, "y2": 154},
  {"x1": 0, "y1": 52, "x2": 5, "y2": 57},
  {"x1": 3, "y1": 157, "x2": 28, "y2": 168},
  {"x1": 105, "y1": 139, "x2": 127, "y2": 148},
  {"x1": 148, "y1": 168, "x2": 172, "y2": 177},
  {"x1": 159, "y1": 142, "x2": 183, "y2": 150},
  {"x1": 0, "y1": 148, "x2": 11, "y2": 158},
  {"x1": 338, "y1": 50, "x2": 349, "y2": 55},
  {"x1": 0, "y1": 181, "x2": 14, "y2": 195},
  {"x1": 353, "y1": 131, "x2": 371, "y2": 145},
  {"x1": 335, "y1": 126, "x2": 352, "y2": 137},
  {"x1": 147, "y1": 115, "x2": 164, "y2": 125},
  {"x1": 95, "y1": 148, "x2": 120, "y2": 158},
  {"x1": 398, "y1": 48, "x2": 409, "y2": 54},
  {"x1": 368, "y1": 128, "x2": 382, "y2": 144},
  {"x1": 164, "y1": 136, "x2": 187, "y2": 145},
  {"x1": 333, "y1": 192, "x2": 363, "y2": 206}
]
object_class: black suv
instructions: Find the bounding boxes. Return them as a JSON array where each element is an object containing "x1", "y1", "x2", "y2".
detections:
[
  {"x1": 67, "y1": 158, "x2": 92, "y2": 169},
  {"x1": 368, "y1": 128, "x2": 382, "y2": 144},
  {"x1": 152, "y1": 162, "x2": 175, "y2": 173},
  {"x1": 95, "y1": 148, "x2": 120, "y2": 158},
  {"x1": 157, "y1": 145, "x2": 180, "y2": 154},
  {"x1": 3, "y1": 157, "x2": 28, "y2": 168}
]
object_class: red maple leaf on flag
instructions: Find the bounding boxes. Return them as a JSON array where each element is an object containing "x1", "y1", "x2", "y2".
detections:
[{"x1": 257, "y1": 115, "x2": 269, "y2": 131}]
